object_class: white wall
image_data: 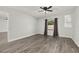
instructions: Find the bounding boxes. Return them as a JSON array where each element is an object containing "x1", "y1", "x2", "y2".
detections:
[
  {"x1": 9, "y1": 11, "x2": 37, "y2": 41},
  {"x1": 0, "y1": 7, "x2": 37, "y2": 42},
  {"x1": 58, "y1": 15, "x2": 72, "y2": 38},
  {"x1": 8, "y1": 10, "x2": 37, "y2": 42},
  {"x1": 72, "y1": 7, "x2": 79, "y2": 47},
  {"x1": 37, "y1": 19, "x2": 45, "y2": 34}
]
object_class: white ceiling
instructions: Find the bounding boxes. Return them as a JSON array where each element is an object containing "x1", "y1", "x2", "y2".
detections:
[{"x1": 0, "y1": 6, "x2": 76, "y2": 19}]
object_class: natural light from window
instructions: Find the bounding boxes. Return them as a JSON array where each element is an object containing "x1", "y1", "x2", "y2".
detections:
[{"x1": 64, "y1": 15, "x2": 72, "y2": 28}]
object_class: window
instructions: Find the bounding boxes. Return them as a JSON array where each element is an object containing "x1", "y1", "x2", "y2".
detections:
[{"x1": 64, "y1": 15, "x2": 72, "y2": 28}]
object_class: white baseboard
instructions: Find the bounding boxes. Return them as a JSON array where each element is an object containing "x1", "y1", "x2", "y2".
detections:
[
  {"x1": 8, "y1": 34, "x2": 36, "y2": 42},
  {"x1": 59, "y1": 35, "x2": 72, "y2": 38}
]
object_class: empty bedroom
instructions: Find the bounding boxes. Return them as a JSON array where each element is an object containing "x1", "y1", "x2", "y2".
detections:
[{"x1": 0, "y1": 6, "x2": 79, "y2": 53}]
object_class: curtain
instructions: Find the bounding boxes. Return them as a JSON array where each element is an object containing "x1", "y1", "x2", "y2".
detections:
[
  {"x1": 44, "y1": 19, "x2": 48, "y2": 36},
  {"x1": 53, "y1": 18, "x2": 59, "y2": 37}
]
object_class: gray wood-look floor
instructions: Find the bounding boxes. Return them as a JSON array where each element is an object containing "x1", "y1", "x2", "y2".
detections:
[
  {"x1": 0, "y1": 32, "x2": 8, "y2": 45},
  {"x1": 0, "y1": 34, "x2": 79, "y2": 53}
]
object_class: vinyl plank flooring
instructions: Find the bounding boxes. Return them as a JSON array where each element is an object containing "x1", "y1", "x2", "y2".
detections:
[
  {"x1": 0, "y1": 34, "x2": 79, "y2": 53},
  {"x1": 0, "y1": 32, "x2": 8, "y2": 45}
]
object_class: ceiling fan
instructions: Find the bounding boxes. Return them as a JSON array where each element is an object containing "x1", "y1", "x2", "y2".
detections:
[
  {"x1": 39, "y1": 6, "x2": 53, "y2": 12},
  {"x1": 39, "y1": 6, "x2": 53, "y2": 18}
]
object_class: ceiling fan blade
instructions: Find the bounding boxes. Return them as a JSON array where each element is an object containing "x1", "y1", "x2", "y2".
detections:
[
  {"x1": 47, "y1": 10, "x2": 53, "y2": 12},
  {"x1": 47, "y1": 6, "x2": 52, "y2": 9},
  {"x1": 40, "y1": 7, "x2": 44, "y2": 9}
]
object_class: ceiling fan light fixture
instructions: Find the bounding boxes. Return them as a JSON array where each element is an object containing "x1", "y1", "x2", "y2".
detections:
[{"x1": 40, "y1": 6, "x2": 53, "y2": 12}]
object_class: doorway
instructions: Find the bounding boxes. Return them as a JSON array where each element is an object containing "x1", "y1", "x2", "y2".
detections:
[
  {"x1": 48, "y1": 20, "x2": 54, "y2": 36},
  {"x1": 0, "y1": 11, "x2": 9, "y2": 45}
]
